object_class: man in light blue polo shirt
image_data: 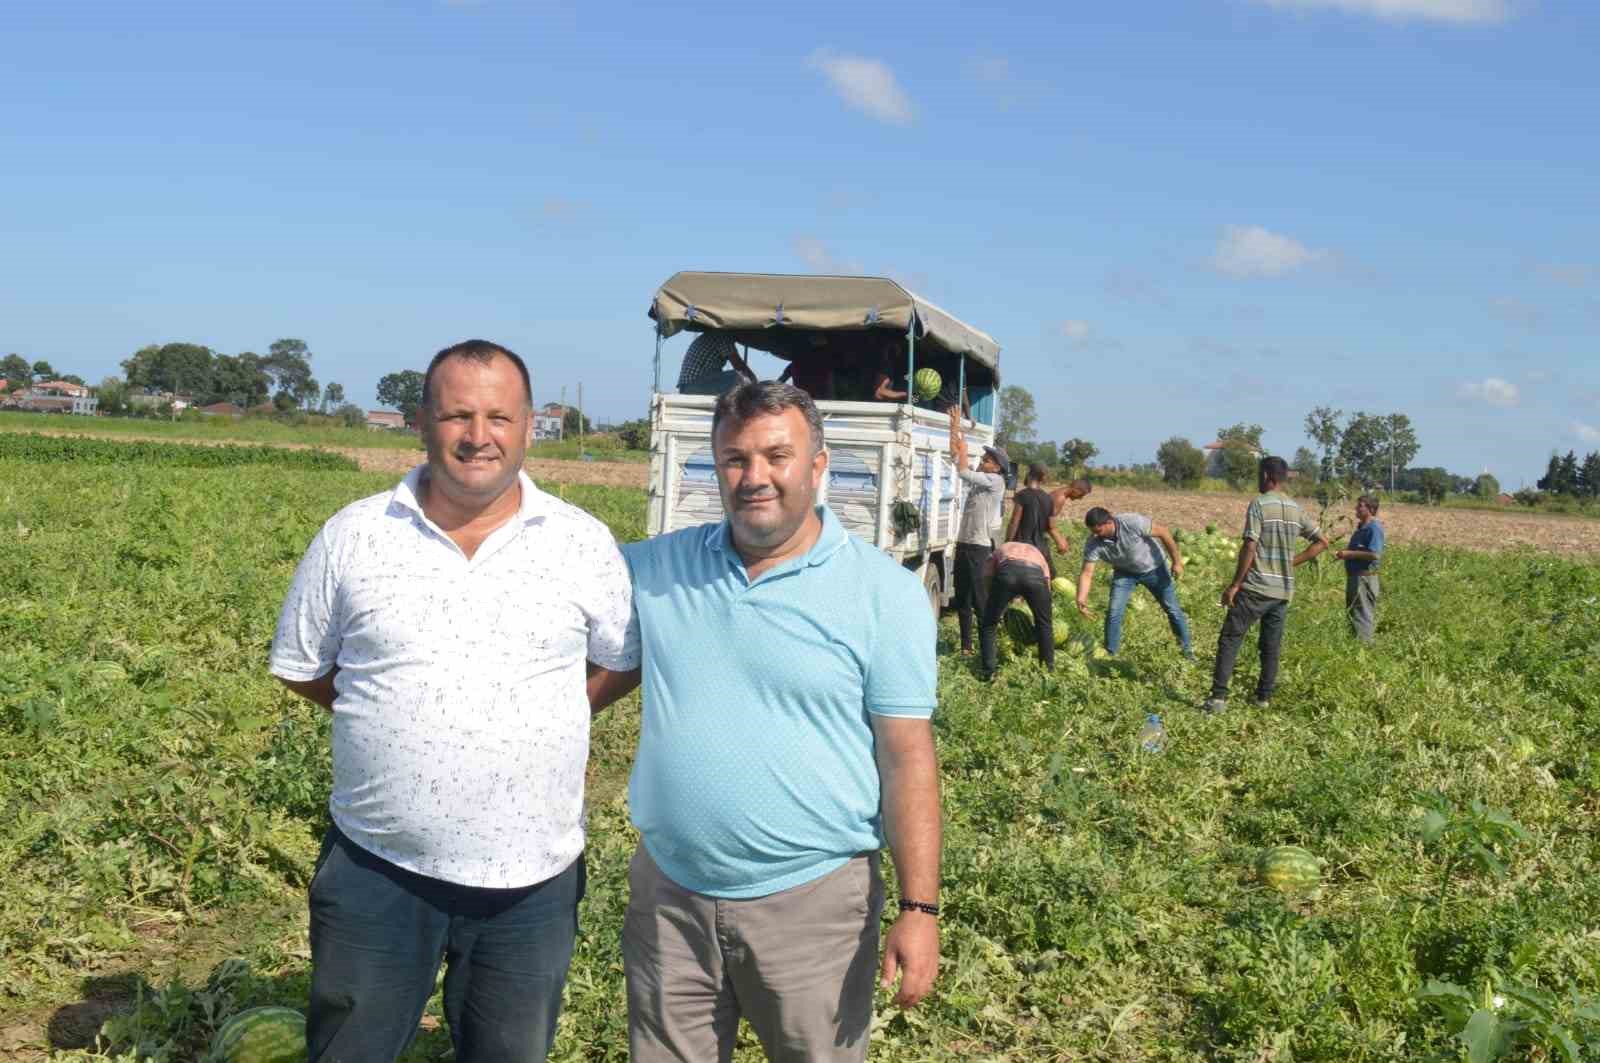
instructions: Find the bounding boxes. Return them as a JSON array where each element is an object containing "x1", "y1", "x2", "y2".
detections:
[{"x1": 598, "y1": 381, "x2": 942, "y2": 1062}]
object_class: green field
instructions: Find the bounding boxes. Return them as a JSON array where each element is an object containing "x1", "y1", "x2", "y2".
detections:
[
  {"x1": 0, "y1": 411, "x2": 650, "y2": 464},
  {"x1": 3, "y1": 455, "x2": 1597, "y2": 1060}
]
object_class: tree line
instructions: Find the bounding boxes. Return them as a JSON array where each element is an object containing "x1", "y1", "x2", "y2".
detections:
[
  {"x1": 1535, "y1": 451, "x2": 1600, "y2": 499},
  {"x1": 1, "y1": 355, "x2": 84, "y2": 390},
  {"x1": 81, "y1": 340, "x2": 355, "y2": 423}
]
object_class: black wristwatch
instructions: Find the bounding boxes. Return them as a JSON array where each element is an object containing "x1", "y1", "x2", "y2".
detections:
[{"x1": 897, "y1": 899, "x2": 940, "y2": 917}]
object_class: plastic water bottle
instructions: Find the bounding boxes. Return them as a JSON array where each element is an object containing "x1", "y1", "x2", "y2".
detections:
[{"x1": 1138, "y1": 714, "x2": 1166, "y2": 754}]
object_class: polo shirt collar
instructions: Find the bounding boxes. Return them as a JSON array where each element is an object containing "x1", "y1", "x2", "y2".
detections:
[
  {"x1": 391, "y1": 465, "x2": 550, "y2": 526},
  {"x1": 709, "y1": 504, "x2": 849, "y2": 574}
]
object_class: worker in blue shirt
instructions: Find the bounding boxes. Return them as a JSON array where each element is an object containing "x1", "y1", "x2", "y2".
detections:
[{"x1": 1332, "y1": 494, "x2": 1384, "y2": 642}]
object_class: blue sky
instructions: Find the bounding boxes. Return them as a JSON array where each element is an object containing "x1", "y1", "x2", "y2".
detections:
[{"x1": 3, "y1": 0, "x2": 1595, "y2": 484}]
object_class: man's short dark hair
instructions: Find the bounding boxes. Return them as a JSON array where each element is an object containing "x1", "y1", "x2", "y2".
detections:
[
  {"x1": 1259, "y1": 455, "x2": 1289, "y2": 484},
  {"x1": 1071, "y1": 478, "x2": 1091, "y2": 495},
  {"x1": 712, "y1": 380, "x2": 825, "y2": 456},
  {"x1": 423, "y1": 340, "x2": 532, "y2": 409},
  {"x1": 1359, "y1": 493, "x2": 1380, "y2": 514},
  {"x1": 1026, "y1": 462, "x2": 1048, "y2": 485},
  {"x1": 1084, "y1": 506, "x2": 1113, "y2": 528}
]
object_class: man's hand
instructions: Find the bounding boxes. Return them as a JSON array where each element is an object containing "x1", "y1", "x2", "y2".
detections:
[
  {"x1": 1171, "y1": 558, "x2": 1184, "y2": 579},
  {"x1": 1221, "y1": 584, "x2": 1241, "y2": 608},
  {"x1": 879, "y1": 912, "x2": 939, "y2": 1008},
  {"x1": 1332, "y1": 549, "x2": 1346, "y2": 561},
  {"x1": 1075, "y1": 598, "x2": 1092, "y2": 619}
]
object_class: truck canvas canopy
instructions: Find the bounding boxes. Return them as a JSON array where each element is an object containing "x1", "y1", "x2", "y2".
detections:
[{"x1": 648, "y1": 271, "x2": 1001, "y2": 388}]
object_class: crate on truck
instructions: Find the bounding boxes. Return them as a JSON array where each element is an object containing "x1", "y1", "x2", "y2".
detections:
[{"x1": 644, "y1": 271, "x2": 1002, "y2": 613}]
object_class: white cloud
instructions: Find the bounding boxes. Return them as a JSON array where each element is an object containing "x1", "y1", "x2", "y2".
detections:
[
  {"x1": 1575, "y1": 422, "x2": 1600, "y2": 444},
  {"x1": 1535, "y1": 262, "x2": 1596, "y2": 288},
  {"x1": 1247, "y1": 0, "x2": 1515, "y2": 24},
  {"x1": 1209, "y1": 225, "x2": 1328, "y2": 279},
  {"x1": 1487, "y1": 295, "x2": 1544, "y2": 330},
  {"x1": 792, "y1": 235, "x2": 864, "y2": 275},
  {"x1": 1457, "y1": 377, "x2": 1520, "y2": 407},
  {"x1": 807, "y1": 49, "x2": 914, "y2": 125},
  {"x1": 1059, "y1": 320, "x2": 1091, "y2": 342}
]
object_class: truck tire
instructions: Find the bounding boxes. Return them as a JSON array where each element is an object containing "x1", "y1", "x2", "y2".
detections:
[{"x1": 923, "y1": 560, "x2": 943, "y2": 618}]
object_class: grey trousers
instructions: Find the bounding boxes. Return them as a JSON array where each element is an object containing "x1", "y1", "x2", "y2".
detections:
[
  {"x1": 1346, "y1": 571, "x2": 1380, "y2": 642},
  {"x1": 623, "y1": 844, "x2": 884, "y2": 1063}
]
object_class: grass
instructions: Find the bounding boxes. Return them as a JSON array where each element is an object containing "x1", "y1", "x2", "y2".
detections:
[
  {"x1": 2, "y1": 455, "x2": 1597, "y2": 1059},
  {"x1": 0, "y1": 411, "x2": 650, "y2": 464}
]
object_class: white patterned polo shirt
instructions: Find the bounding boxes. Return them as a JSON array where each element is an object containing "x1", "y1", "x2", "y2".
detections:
[{"x1": 269, "y1": 467, "x2": 639, "y2": 889}]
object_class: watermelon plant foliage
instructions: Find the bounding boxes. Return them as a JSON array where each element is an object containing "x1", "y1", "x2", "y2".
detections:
[{"x1": 4, "y1": 456, "x2": 1600, "y2": 1060}]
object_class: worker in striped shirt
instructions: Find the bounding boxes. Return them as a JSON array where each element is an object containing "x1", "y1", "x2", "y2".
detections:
[{"x1": 1202, "y1": 455, "x2": 1329, "y2": 713}]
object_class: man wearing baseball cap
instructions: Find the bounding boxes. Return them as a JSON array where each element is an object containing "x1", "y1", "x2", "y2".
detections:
[{"x1": 948, "y1": 407, "x2": 1007, "y2": 655}]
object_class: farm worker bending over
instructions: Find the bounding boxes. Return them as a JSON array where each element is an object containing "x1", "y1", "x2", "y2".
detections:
[
  {"x1": 979, "y1": 540, "x2": 1056, "y2": 677},
  {"x1": 949, "y1": 404, "x2": 1008, "y2": 655},
  {"x1": 1203, "y1": 455, "x2": 1329, "y2": 713},
  {"x1": 589, "y1": 381, "x2": 942, "y2": 1062},
  {"x1": 269, "y1": 340, "x2": 639, "y2": 1063},
  {"x1": 1075, "y1": 507, "x2": 1194, "y2": 660},
  {"x1": 678, "y1": 331, "x2": 755, "y2": 395},
  {"x1": 1332, "y1": 493, "x2": 1384, "y2": 642},
  {"x1": 1007, "y1": 462, "x2": 1071, "y2": 577}
]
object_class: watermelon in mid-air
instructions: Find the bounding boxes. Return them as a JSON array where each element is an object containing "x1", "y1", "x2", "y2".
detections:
[
  {"x1": 1255, "y1": 845, "x2": 1325, "y2": 895},
  {"x1": 912, "y1": 367, "x2": 942, "y2": 401},
  {"x1": 209, "y1": 1006, "x2": 306, "y2": 1063}
]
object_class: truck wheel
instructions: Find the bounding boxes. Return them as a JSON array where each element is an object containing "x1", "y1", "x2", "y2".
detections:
[{"x1": 923, "y1": 562, "x2": 943, "y2": 617}]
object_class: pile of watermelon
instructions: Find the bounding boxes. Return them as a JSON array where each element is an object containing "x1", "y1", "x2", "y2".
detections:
[
  {"x1": 1173, "y1": 526, "x2": 1242, "y2": 585},
  {"x1": 207, "y1": 1006, "x2": 306, "y2": 1063}
]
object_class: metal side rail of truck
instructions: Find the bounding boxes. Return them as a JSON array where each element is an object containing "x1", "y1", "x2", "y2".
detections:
[{"x1": 643, "y1": 271, "x2": 1002, "y2": 615}]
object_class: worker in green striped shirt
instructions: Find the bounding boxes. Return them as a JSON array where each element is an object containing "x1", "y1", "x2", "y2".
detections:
[{"x1": 1202, "y1": 455, "x2": 1329, "y2": 713}]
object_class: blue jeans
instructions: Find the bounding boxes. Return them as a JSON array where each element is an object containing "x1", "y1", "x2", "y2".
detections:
[
  {"x1": 1105, "y1": 563, "x2": 1192, "y2": 655},
  {"x1": 307, "y1": 825, "x2": 584, "y2": 1063}
]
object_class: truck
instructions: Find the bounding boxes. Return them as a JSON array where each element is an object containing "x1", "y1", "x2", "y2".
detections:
[{"x1": 644, "y1": 271, "x2": 1002, "y2": 613}]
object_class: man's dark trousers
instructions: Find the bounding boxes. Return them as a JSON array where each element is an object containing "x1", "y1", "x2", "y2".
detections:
[
  {"x1": 1210, "y1": 590, "x2": 1289, "y2": 702},
  {"x1": 307, "y1": 825, "x2": 584, "y2": 1062},
  {"x1": 979, "y1": 561, "x2": 1054, "y2": 674},
  {"x1": 953, "y1": 542, "x2": 992, "y2": 652}
]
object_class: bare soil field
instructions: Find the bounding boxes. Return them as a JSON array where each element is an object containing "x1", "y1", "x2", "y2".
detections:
[
  {"x1": 12, "y1": 426, "x2": 1598, "y2": 553},
  {"x1": 1072, "y1": 486, "x2": 1600, "y2": 557}
]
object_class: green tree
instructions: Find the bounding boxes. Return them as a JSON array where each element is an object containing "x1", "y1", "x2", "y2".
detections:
[
  {"x1": 1580, "y1": 452, "x2": 1600, "y2": 499},
  {"x1": 3, "y1": 353, "x2": 34, "y2": 389},
  {"x1": 1338, "y1": 412, "x2": 1420, "y2": 489},
  {"x1": 1156, "y1": 437, "x2": 1206, "y2": 488},
  {"x1": 95, "y1": 376, "x2": 130, "y2": 415},
  {"x1": 1474, "y1": 472, "x2": 1500, "y2": 499},
  {"x1": 120, "y1": 343, "x2": 217, "y2": 395},
  {"x1": 61, "y1": 374, "x2": 85, "y2": 386},
  {"x1": 1557, "y1": 450, "x2": 1580, "y2": 495},
  {"x1": 208, "y1": 352, "x2": 271, "y2": 407},
  {"x1": 1303, "y1": 405, "x2": 1344, "y2": 481},
  {"x1": 996, "y1": 385, "x2": 1038, "y2": 450},
  {"x1": 1217, "y1": 444, "x2": 1259, "y2": 489},
  {"x1": 323, "y1": 382, "x2": 345, "y2": 412},
  {"x1": 1059, "y1": 437, "x2": 1098, "y2": 473},
  {"x1": 31, "y1": 360, "x2": 56, "y2": 381},
  {"x1": 1291, "y1": 446, "x2": 1319, "y2": 481},
  {"x1": 376, "y1": 369, "x2": 425, "y2": 426},
  {"x1": 334, "y1": 403, "x2": 367, "y2": 429},
  {"x1": 1417, "y1": 467, "x2": 1451, "y2": 504},
  {"x1": 265, "y1": 338, "x2": 315, "y2": 407},
  {"x1": 564, "y1": 407, "x2": 592, "y2": 436},
  {"x1": 1217, "y1": 422, "x2": 1266, "y2": 449}
]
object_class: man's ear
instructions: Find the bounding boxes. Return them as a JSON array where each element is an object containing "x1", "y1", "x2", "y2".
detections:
[{"x1": 811, "y1": 446, "x2": 830, "y2": 489}]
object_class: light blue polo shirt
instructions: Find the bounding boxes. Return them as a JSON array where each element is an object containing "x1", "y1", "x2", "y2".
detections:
[{"x1": 621, "y1": 505, "x2": 937, "y2": 900}]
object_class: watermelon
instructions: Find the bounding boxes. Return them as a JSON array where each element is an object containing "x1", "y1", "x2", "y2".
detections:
[
  {"x1": 1255, "y1": 845, "x2": 1325, "y2": 895},
  {"x1": 1052, "y1": 618, "x2": 1072, "y2": 646},
  {"x1": 210, "y1": 1006, "x2": 306, "y2": 1063},
  {"x1": 1051, "y1": 576, "x2": 1073, "y2": 596},
  {"x1": 912, "y1": 367, "x2": 942, "y2": 401},
  {"x1": 1003, "y1": 601, "x2": 1035, "y2": 642}
]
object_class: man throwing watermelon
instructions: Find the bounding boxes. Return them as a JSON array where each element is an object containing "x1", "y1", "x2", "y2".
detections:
[{"x1": 270, "y1": 340, "x2": 638, "y2": 1062}]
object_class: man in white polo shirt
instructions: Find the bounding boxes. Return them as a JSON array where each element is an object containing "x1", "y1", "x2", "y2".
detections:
[{"x1": 269, "y1": 340, "x2": 637, "y2": 1063}]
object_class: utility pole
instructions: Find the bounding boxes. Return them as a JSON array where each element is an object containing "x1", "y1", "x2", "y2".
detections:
[
  {"x1": 559, "y1": 385, "x2": 566, "y2": 442},
  {"x1": 578, "y1": 382, "x2": 584, "y2": 452}
]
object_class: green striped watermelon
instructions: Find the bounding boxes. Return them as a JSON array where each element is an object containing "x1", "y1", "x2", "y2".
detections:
[
  {"x1": 912, "y1": 367, "x2": 942, "y2": 401},
  {"x1": 1050, "y1": 576, "x2": 1073, "y2": 596},
  {"x1": 1255, "y1": 845, "x2": 1325, "y2": 895},
  {"x1": 210, "y1": 1006, "x2": 306, "y2": 1063},
  {"x1": 1003, "y1": 601, "x2": 1035, "y2": 642}
]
